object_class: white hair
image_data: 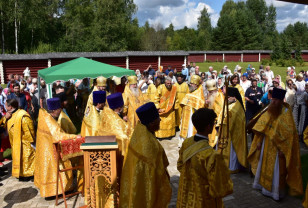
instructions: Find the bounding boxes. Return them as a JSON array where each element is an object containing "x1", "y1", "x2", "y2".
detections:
[{"x1": 165, "y1": 77, "x2": 172, "y2": 82}]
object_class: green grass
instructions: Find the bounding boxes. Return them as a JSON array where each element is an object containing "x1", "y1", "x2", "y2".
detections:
[{"x1": 196, "y1": 61, "x2": 308, "y2": 82}]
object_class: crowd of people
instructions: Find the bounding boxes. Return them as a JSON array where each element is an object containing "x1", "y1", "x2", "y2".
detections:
[{"x1": 0, "y1": 61, "x2": 308, "y2": 207}]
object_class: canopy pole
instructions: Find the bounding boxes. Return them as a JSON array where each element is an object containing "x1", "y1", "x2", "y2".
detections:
[
  {"x1": 46, "y1": 83, "x2": 53, "y2": 99},
  {"x1": 38, "y1": 76, "x2": 41, "y2": 107}
]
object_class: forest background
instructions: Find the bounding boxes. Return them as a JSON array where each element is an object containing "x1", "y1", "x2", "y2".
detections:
[{"x1": 0, "y1": 0, "x2": 308, "y2": 62}]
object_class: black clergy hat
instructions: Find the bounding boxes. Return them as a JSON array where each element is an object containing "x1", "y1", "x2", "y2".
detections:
[{"x1": 272, "y1": 87, "x2": 286, "y2": 101}]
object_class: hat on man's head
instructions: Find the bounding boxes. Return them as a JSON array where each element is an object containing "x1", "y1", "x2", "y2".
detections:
[
  {"x1": 47, "y1": 97, "x2": 61, "y2": 111},
  {"x1": 96, "y1": 76, "x2": 107, "y2": 87},
  {"x1": 107, "y1": 93, "x2": 124, "y2": 110},
  {"x1": 128, "y1": 76, "x2": 137, "y2": 85},
  {"x1": 93, "y1": 91, "x2": 106, "y2": 104},
  {"x1": 190, "y1": 75, "x2": 201, "y2": 85},
  {"x1": 54, "y1": 92, "x2": 67, "y2": 103},
  {"x1": 182, "y1": 64, "x2": 186, "y2": 67},
  {"x1": 243, "y1": 73, "x2": 248, "y2": 78},
  {"x1": 136, "y1": 102, "x2": 159, "y2": 125},
  {"x1": 206, "y1": 79, "x2": 217, "y2": 91},
  {"x1": 112, "y1": 76, "x2": 121, "y2": 85},
  {"x1": 272, "y1": 88, "x2": 286, "y2": 101}
]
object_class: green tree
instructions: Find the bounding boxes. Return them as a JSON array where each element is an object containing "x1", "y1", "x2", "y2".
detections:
[
  {"x1": 197, "y1": 7, "x2": 212, "y2": 50},
  {"x1": 246, "y1": 0, "x2": 267, "y2": 31},
  {"x1": 263, "y1": 4, "x2": 277, "y2": 49},
  {"x1": 212, "y1": 1, "x2": 241, "y2": 50},
  {"x1": 234, "y1": 4, "x2": 262, "y2": 49}
]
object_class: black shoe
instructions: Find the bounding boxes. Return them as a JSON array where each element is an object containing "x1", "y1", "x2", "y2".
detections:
[
  {"x1": 0, "y1": 166, "x2": 8, "y2": 171},
  {"x1": 19, "y1": 176, "x2": 33, "y2": 182},
  {"x1": 0, "y1": 171, "x2": 7, "y2": 176}
]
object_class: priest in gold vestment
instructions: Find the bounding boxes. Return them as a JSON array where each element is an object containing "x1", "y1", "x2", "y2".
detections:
[
  {"x1": 123, "y1": 76, "x2": 145, "y2": 128},
  {"x1": 217, "y1": 87, "x2": 248, "y2": 172},
  {"x1": 248, "y1": 88, "x2": 303, "y2": 200},
  {"x1": 104, "y1": 92, "x2": 133, "y2": 156},
  {"x1": 175, "y1": 74, "x2": 189, "y2": 128},
  {"x1": 177, "y1": 108, "x2": 233, "y2": 208},
  {"x1": 179, "y1": 75, "x2": 205, "y2": 143},
  {"x1": 84, "y1": 76, "x2": 107, "y2": 114},
  {"x1": 81, "y1": 91, "x2": 106, "y2": 137},
  {"x1": 147, "y1": 76, "x2": 161, "y2": 102},
  {"x1": 4, "y1": 99, "x2": 35, "y2": 178},
  {"x1": 154, "y1": 77, "x2": 178, "y2": 138},
  {"x1": 205, "y1": 79, "x2": 224, "y2": 147},
  {"x1": 119, "y1": 102, "x2": 172, "y2": 208},
  {"x1": 34, "y1": 98, "x2": 80, "y2": 197},
  {"x1": 303, "y1": 126, "x2": 308, "y2": 207}
]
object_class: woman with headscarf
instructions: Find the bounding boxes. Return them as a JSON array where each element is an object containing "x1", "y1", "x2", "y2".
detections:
[
  {"x1": 285, "y1": 78, "x2": 296, "y2": 110},
  {"x1": 276, "y1": 75, "x2": 285, "y2": 89},
  {"x1": 135, "y1": 69, "x2": 142, "y2": 81}
]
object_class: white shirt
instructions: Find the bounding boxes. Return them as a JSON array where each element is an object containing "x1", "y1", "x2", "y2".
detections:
[
  {"x1": 240, "y1": 80, "x2": 251, "y2": 92},
  {"x1": 138, "y1": 81, "x2": 149, "y2": 93},
  {"x1": 264, "y1": 70, "x2": 274, "y2": 85},
  {"x1": 295, "y1": 80, "x2": 305, "y2": 95},
  {"x1": 23, "y1": 67, "x2": 30, "y2": 76}
]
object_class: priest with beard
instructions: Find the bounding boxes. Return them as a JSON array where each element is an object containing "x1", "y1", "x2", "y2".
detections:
[
  {"x1": 119, "y1": 102, "x2": 172, "y2": 208},
  {"x1": 248, "y1": 88, "x2": 303, "y2": 200},
  {"x1": 123, "y1": 76, "x2": 145, "y2": 129},
  {"x1": 34, "y1": 97, "x2": 82, "y2": 198},
  {"x1": 205, "y1": 79, "x2": 224, "y2": 147},
  {"x1": 154, "y1": 77, "x2": 178, "y2": 139},
  {"x1": 175, "y1": 74, "x2": 189, "y2": 129},
  {"x1": 100, "y1": 92, "x2": 133, "y2": 157},
  {"x1": 179, "y1": 75, "x2": 205, "y2": 145},
  {"x1": 217, "y1": 87, "x2": 248, "y2": 173}
]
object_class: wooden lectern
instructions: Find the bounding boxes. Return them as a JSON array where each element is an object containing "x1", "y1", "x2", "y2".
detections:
[{"x1": 80, "y1": 136, "x2": 119, "y2": 208}]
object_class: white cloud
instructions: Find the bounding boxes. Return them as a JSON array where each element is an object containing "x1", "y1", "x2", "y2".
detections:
[
  {"x1": 265, "y1": 0, "x2": 308, "y2": 32},
  {"x1": 135, "y1": 0, "x2": 308, "y2": 32},
  {"x1": 135, "y1": 0, "x2": 218, "y2": 29}
]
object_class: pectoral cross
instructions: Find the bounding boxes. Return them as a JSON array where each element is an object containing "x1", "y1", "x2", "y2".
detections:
[{"x1": 186, "y1": 98, "x2": 190, "y2": 105}]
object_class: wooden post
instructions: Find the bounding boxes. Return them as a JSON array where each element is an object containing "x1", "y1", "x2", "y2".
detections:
[
  {"x1": 126, "y1": 56, "x2": 129, "y2": 69},
  {"x1": 48, "y1": 59, "x2": 51, "y2": 68},
  {"x1": 0, "y1": 60, "x2": 4, "y2": 84}
]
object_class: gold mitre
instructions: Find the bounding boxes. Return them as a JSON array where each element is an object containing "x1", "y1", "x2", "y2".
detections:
[
  {"x1": 128, "y1": 76, "x2": 137, "y2": 85},
  {"x1": 97, "y1": 76, "x2": 107, "y2": 87},
  {"x1": 190, "y1": 75, "x2": 201, "y2": 85},
  {"x1": 206, "y1": 79, "x2": 217, "y2": 91},
  {"x1": 112, "y1": 76, "x2": 121, "y2": 85}
]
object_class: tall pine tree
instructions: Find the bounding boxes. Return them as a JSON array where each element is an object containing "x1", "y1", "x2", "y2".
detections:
[{"x1": 197, "y1": 7, "x2": 212, "y2": 50}]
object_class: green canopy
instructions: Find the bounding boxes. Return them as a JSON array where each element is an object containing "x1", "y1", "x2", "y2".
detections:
[{"x1": 38, "y1": 57, "x2": 135, "y2": 84}]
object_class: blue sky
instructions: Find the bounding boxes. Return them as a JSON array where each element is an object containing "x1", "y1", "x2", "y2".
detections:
[{"x1": 134, "y1": 0, "x2": 308, "y2": 32}]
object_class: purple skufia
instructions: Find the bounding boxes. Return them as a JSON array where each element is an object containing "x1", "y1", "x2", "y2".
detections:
[{"x1": 136, "y1": 102, "x2": 159, "y2": 125}]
